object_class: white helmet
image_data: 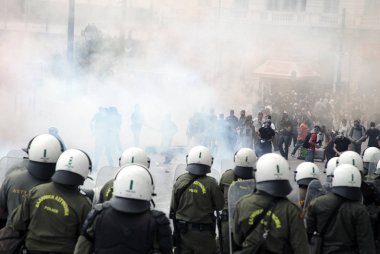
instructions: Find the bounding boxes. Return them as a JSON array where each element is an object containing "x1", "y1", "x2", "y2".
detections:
[
  {"x1": 255, "y1": 153, "x2": 292, "y2": 197},
  {"x1": 119, "y1": 147, "x2": 150, "y2": 168},
  {"x1": 363, "y1": 147, "x2": 380, "y2": 163},
  {"x1": 362, "y1": 147, "x2": 380, "y2": 176},
  {"x1": 26, "y1": 134, "x2": 65, "y2": 180},
  {"x1": 295, "y1": 162, "x2": 320, "y2": 186},
  {"x1": 233, "y1": 148, "x2": 257, "y2": 179},
  {"x1": 332, "y1": 164, "x2": 362, "y2": 201},
  {"x1": 111, "y1": 165, "x2": 155, "y2": 213},
  {"x1": 337, "y1": 151, "x2": 363, "y2": 172},
  {"x1": 52, "y1": 149, "x2": 92, "y2": 186},
  {"x1": 186, "y1": 146, "x2": 213, "y2": 175},
  {"x1": 326, "y1": 157, "x2": 338, "y2": 177}
]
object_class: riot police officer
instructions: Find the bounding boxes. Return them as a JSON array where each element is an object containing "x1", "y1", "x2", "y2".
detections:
[
  {"x1": 219, "y1": 148, "x2": 256, "y2": 254},
  {"x1": 170, "y1": 146, "x2": 224, "y2": 254},
  {"x1": 98, "y1": 147, "x2": 150, "y2": 203},
  {"x1": 306, "y1": 164, "x2": 376, "y2": 253},
  {"x1": 75, "y1": 164, "x2": 172, "y2": 254},
  {"x1": 233, "y1": 153, "x2": 309, "y2": 253},
  {"x1": 0, "y1": 134, "x2": 64, "y2": 226},
  {"x1": 11, "y1": 149, "x2": 92, "y2": 253},
  {"x1": 294, "y1": 162, "x2": 320, "y2": 208}
]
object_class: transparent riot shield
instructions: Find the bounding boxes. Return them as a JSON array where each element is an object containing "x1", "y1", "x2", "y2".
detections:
[
  {"x1": 93, "y1": 166, "x2": 118, "y2": 205},
  {"x1": 6, "y1": 149, "x2": 28, "y2": 158},
  {"x1": 303, "y1": 179, "x2": 325, "y2": 212},
  {"x1": 172, "y1": 164, "x2": 187, "y2": 183},
  {"x1": 0, "y1": 156, "x2": 28, "y2": 185},
  {"x1": 150, "y1": 163, "x2": 174, "y2": 216},
  {"x1": 367, "y1": 162, "x2": 378, "y2": 182},
  {"x1": 228, "y1": 179, "x2": 255, "y2": 254}
]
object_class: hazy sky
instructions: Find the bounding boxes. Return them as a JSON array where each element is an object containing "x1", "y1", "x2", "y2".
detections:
[{"x1": 0, "y1": 1, "x2": 378, "y2": 167}]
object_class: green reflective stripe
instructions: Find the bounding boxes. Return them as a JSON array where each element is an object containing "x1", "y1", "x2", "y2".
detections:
[
  {"x1": 276, "y1": 165, "x2": 280, "y2": 173},
  {"x1": 199, "y1": 152, "x2": 202, "y2": 158},
  {"x1": 43, "y1": 149, "x2": 47, "y2": 157}
]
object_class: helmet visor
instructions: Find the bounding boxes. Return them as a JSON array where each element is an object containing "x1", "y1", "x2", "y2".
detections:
[{"x1": 110, "y1": 197, "x2": 150, "y2": 213}]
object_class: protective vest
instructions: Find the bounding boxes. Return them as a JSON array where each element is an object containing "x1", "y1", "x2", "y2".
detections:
[{"x1": 93, "y1": 207, "x2": 155, "y2": 253}]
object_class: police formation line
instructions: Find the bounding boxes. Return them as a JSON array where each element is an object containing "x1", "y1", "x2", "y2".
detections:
[{"x1": 0, "y1": 133, "x2": 379, "y2": 254}]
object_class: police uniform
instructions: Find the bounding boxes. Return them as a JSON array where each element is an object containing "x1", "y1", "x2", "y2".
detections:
[
  {"x1": 98, "y1": 179, "x2": 113, "y2": 203},
  {"x1": 74, "y1": 203, "x2": 172, "y2": 254},
  {"x1": 11, "y1": 182, "x2": 91, "y2": 253},
  {"x1": 0, "y1": 169, "x2": 46, "y2": 226},
  {"x1": 233, "y1": 192, "x2": 309, "y2": 254},
  {"x1": 171, "y1": 173, "x2": 224, "y2": 254},
  {"x1": 306, "y1": 192, "x2": 376, "y2": 253},
  {"x1": 219, "y1": 169, "x2": 248, "y2": 254}
]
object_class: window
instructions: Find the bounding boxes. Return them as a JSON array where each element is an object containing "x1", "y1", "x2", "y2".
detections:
[
  {"x1": 267, "y1": 0, "x2": 306, "y2": 11},
  {"x1": 235, "y1": 0, "x2": 250, "y2": 9},
  {"x1": 323, "y1": 0, "x2": 339, "y2": 13},
  {"x1": 267, "y1": 0, "x2": 280, "y2": 11},
  {"x1": 364, "y1": 0, "x2": 380, "y2": 15}
]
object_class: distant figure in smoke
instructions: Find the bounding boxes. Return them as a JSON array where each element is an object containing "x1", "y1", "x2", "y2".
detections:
[
  {"x1": 238, "y1": 115, "x2": 254, "y2": 149},
  {"x1": 204, "y1": 108, "x2": 218, "y2": 152},
  {"x1": 348, "y1": 119, "x2": 366, "y2": 154},
  {"x1": 130, "y1": 104, "x2": 144, "y2": 146},
  {"x1": 91, "y1": 107, "x2": 114, "y2": 171},
  {"x1": 186, "y1": 112, "x2": 207, "y2": 146},
  {"x1": 216, "y1": 113, "x2": 230, "y2": 158},
  {"x1": 108, "y1": 106, "x2": 123, "y2": 157},
  {"x1": 278, "y1": 112, "x2": 293, "y2": 160},
  {"x1": 257, "y1": 118, "x2": 276, "y2": 157},
  {"x1": 160, "y1": 113, "x2": 178, "y2": 164},
  {"x1": 226, "y1": 109, "x2": 239, "y2": 149},
  {"x1": 48, "y1": 127, "x2": 66, "y2": 151}
]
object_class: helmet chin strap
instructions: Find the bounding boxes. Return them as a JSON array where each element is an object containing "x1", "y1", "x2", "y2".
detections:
[{"x1": 151, "y1": 199, "x2": 156, "y2": 208}]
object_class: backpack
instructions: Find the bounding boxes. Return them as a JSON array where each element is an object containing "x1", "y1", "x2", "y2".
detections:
[{"x1": 303, "y1": 133, "x2": 311, "y2": 149}]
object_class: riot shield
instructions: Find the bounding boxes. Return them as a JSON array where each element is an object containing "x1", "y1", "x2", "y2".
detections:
[
  {"x1": 150, "y1": 163, "x2": 174, "y2": 216},
  {"x1": 93, "y1": 166, "x2": 118, "y2": 205},
  {"x1": 367, "y1": 162, "x2": 378, "y2": 182},
  {"x1": 0, "y1": 156, "x2": 28, "y2": 185},
  {"x1": 303, "y1": 179, "x2": 325, "y2": 212},
  {"x1": 172, "y1": 164, "x2": 187, "y2": 183},
  {"x1": 6, "y1": 149, "x2": 28, "y2": 158},
  {"x1": 228, "y1": 179, "x2": 255, "y2": 254}
]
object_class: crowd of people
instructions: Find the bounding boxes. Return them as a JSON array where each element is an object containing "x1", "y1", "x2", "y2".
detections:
[
  {"x1": 0, "y1": 132, "x2": 378, "y2": 254},
  {"x1": 185, "y1": 89, "x2": 380, "y2": 165}
]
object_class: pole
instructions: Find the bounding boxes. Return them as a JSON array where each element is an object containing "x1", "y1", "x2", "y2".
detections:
[
  {"x1": 120, "y1": 0, "x2": 126, "y2": 52},
  {"x1": 67, "y1": 0, "x2": 75, "y2": 94},
  {"x1": 67, "y1": 0, "x2": 75, "y2": 65},
  {"x1": 334, "y1": 8, "x2": 346, "y2": 93}
]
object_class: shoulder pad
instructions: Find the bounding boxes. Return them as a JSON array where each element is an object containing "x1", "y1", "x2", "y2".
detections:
[
  {"x1": 82, "y1": 202, "x2": 108, "y2": 233},
  {"x1": 221, "y1": 169, "x2": 233, "y2": 178},
  {"x1": 285, "y1": 198, "x2": 302, "y2": 212},
  {"x1": 175, "y1": 173, "x2": 187, "y2": 182},
  {"x1": 151, "y1": 210, "x2": 170, "y2": 225}
]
